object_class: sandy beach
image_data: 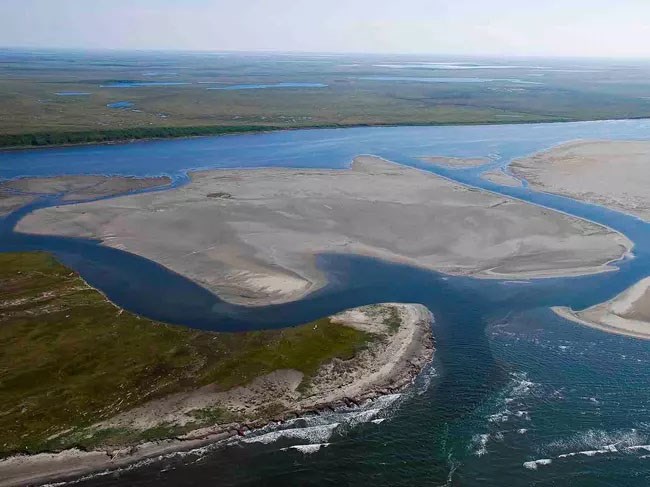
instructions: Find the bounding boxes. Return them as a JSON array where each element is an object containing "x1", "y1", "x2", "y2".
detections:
[
  {"x1": 0, "y1": 302, "x2": 433, "y2": 487},
  {"x1": 511, "y1": 140, "x2": 650, "y2": 221},
  {"x1": 554, "y1": 277, "x2": 650, "y2": 340},
  {"x1": 16, "y1": 156, "x2": 631, "y2": 306}
]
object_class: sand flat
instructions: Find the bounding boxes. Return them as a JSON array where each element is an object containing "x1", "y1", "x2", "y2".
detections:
[
  {"x1": 511, "y1": 140, "x2": 650, "y2": 220},
  {"x1": 1, "y1": 175, "x2": 171, "y2": 201},
  {"x1": 554, "y1": 277, "x2": 650, "y2": 340},
  {"x1": 0, "y1": 175, "x2": 171, "y2": 217},
  {"x1": 0, "y1": 191, "x2": 34, "y2": 216},
  {"x1": 480, "y1": 168, "x2": 523, "y2": 187},
  {"x1": 420, "y1": 155, "x2": 490, "y2": 168},
  {"x1": 16, "y1": 156, "x2": 631, "y2": 305}
]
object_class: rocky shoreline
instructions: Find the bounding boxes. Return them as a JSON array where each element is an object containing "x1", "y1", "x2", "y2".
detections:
[{"x1": 0, "y1": 303, "x2": 434, "y2": 487}]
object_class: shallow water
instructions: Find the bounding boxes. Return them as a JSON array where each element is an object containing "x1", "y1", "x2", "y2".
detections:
[
  {"x1": 100, "y1": 81, "x2": 190, "y2": 88},
  {"x1": 106, "y1": 101, "x2": 134, "y2": 109},
  {"x1": 358, "y1": 76, "x2": 541, "y2": 84},
  {"x1": 207, "y1": 82, "x2": 328, "y2": 90},
  {"x1": 2, "y1": 120, "x2": 650, "y2": 485}
]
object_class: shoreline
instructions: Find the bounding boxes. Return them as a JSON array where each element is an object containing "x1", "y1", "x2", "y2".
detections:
[
  {"x1": 0, "y1": 302, "x2": 434, "y2": 487},
  {"x1": 553, "y1": 306, "x2": 650, "y2": 340},
  {"x1": 553, "y1": 277, "x2": 650, "y2": 340},
  {"x1": 510, "y1": 139, "x2": 650, "y2": 222},
  {"x1": 0, "y1": 118, "x2": 612, "y2": 152},
  {"x1": 5, "y1": 117, "x2": 650, "y2": 153}
]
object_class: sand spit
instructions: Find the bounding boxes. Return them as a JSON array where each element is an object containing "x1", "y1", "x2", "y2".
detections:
[
  {"x1": 0, "y1": 174, "x2": 171, "y2": 208},
  {"x1": 420, "y1": 155, "x2": 490, "y2": 168},
  {"x1": 0, "y1": 191, "x2": 34, "y2": 217},
  {"x1": 480, "y1": 168, "x2": 523, "y2": 187},
  {"x1": 555, "y1": 277, "x2": 650, "y2": 340},
  {"x1": 511, "y1": 140, "x2": 650, "y2": 221},
  {"x1": 16, "y1": 156, "x2": 631, "y2": 306},
  {"x1": 0, "y1": 303, "x2": 434, "y2": 487}
]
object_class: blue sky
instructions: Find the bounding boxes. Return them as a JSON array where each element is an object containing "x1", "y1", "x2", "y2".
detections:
[{"x1": 2, "y1": 0, "x2": 650, "y2": 57}]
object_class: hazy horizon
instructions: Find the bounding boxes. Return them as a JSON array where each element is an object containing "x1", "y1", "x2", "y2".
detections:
[{"x1": 2, "y1": 0, "x2": 650, "y2": 59}]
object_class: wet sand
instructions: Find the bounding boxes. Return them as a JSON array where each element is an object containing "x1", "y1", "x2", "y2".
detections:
[
  {"x1": 554, "y1": 277, "x2": 650, "y2": 340},
  {"x1": 421, "y1": 155, "x2": 490, "y2": 168},
  {"x1": 16, "y1": 156, "x2": 631, "y2": 306},
  {"x1": 0, "y1": 175, "x2": 171, "y2": 217},
  {"x1": 0, "y1": 303, "x2": 433, "y2": 487},
  {"x1": 511, "y1": 140, "x2": 650, "y2": 221},
  {"x1": 1, "y1": 174, "x2": 171, "y2": 201},
  {"x1": 0, "y1": 191, "x2": 34, "y2": 217},
  {"x1": 480, "y1": 168, "x2": 523, "y2": 187}
]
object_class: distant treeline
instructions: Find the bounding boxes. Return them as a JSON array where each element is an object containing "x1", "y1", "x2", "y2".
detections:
[
  {"x1": 0, "y1": 125, "x2": 287, "y2": 149},
  {"x1": 0, "y1": 118, "x2": 580, "y2": 149}
]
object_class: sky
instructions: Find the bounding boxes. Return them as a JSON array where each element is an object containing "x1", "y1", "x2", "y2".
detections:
[{"x1": 2, "y1": 0, "x2": 650, "y2": 58}]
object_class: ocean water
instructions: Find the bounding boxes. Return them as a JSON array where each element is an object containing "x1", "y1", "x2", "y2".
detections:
[{"x1": 2, "y1": 120, "x2": 650, "y2": 485}]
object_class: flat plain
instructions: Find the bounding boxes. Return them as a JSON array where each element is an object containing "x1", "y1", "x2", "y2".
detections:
[{"x1": 4, "y1": 50, "x2": 650, "y2": 147}]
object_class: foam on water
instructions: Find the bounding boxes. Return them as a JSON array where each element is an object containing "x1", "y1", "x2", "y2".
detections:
[
  {"x1": 242, "y1": 423, "x2": 340, "y2": 445},
  {"x1": 523, "y1": 459, "x2": 552, "y2": 470},
  {"x1": 283, "y1": 443, "x2": 330, "y2": 455},
  {"x1": 471, "y1": 434, "x2": 490, "y2": 457},
  {"x1": 545, "y1": 428, "x2": 648, "y2": 455}
]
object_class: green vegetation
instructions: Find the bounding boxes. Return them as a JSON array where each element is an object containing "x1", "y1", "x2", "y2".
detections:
[
  {"x1": 0, "y1": 125, "x2": 282, "y2": 148},
  {"x1": 4, "y1": 51, "x2": 650, "y2": 148},
  {"x1": 0, "y1": 252, "x2": 372, "y2": 456}
]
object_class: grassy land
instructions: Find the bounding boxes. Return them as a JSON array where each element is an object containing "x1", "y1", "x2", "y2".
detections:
[
  {"x1": 4, "y1": 51, "x2": 650, "y2": 148},
  {"x1": 0, "y1": 251, "x2": 372, "y2": 456}
]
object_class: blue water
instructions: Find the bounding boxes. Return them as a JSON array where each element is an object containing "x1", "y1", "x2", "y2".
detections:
[
  {"x1": 106, "y1": 101, "x2": 134, "y2": 109},
  {"x1": 100, "y1": 81, "x2": 190, "y2": 88},
  {"x1": 2, "y1": 120, "x2": 650, "y2": 485},
  {"x1": 207, "y1": 82, "x2": 328, "y2": 90},
  {"x1": 358, "y1": 76, "x2": 541, "y2": 84},
  {"x1": 55, "y1": 92, "x2": 92, "y2": 96}
]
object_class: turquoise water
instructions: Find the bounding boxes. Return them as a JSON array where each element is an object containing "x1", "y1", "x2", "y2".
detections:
[{"x1": 2, "y1": 120, "x2": 650, "y2": 485}]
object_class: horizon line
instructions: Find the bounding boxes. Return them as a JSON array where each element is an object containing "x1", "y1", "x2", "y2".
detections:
[{"x1": 2, "y1": 45, "x2": 650, "y2": 62}]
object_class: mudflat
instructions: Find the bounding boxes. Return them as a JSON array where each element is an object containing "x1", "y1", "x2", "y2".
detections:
[
  {"x1": 554, "y1": 277, "x2": 650, "y2": 340},
  {"x1": 16, "y1": 156, "x2": 631, "y2": 305},
  {"x1": 511, "y1": 140, "x2": 650, "y2": 220}
]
